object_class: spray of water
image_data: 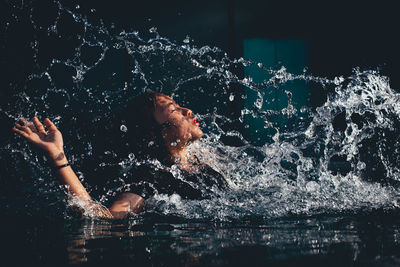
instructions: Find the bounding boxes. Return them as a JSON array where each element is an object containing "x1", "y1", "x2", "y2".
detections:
[{"x1": 1, "y1": 1, "x2": 400, "y2": 221}]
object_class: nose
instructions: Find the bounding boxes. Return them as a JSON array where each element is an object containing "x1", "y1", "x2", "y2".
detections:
[{"x1": 181, "y1": 107, "x2": 192, "y2": 117}]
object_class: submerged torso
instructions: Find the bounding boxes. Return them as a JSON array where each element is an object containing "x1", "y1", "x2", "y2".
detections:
[
  {"x1": 83, "y1": 150, "x2": 228, "y2": 203},
  {"x1": 128, "y1": 161, "x2": 228, "y2": 199}
]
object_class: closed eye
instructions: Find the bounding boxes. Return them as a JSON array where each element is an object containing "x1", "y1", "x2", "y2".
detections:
[{"x1": 166, "y1": 102, "x2": 177, "y2": 114}]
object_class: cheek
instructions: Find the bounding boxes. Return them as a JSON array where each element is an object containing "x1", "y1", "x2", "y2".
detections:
[
  {"x1": 179, "y1": 126, "x2": 192, "y2": 141},
  {"x1": 162, "y1": 126, "x2": 189, "y2": 142},
  {"x1": 182, "y1": 122, "x2": 203, "y2": 141},
  {"x1": 163, "y1": 121, "x2": 201, "y2": 144},
  {"x1": 175, "y1": 124, "x2": 195, "y2": 143}
]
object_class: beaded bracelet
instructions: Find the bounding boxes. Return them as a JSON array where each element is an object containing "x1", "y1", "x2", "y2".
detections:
[{"x1": 54, "y1": 162, "x2": 70, "y2": 170}]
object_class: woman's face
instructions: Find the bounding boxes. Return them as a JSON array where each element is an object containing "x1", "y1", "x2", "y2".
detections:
[{"x1": 153, "y1": 95, "x2": 203, "y2": 148}]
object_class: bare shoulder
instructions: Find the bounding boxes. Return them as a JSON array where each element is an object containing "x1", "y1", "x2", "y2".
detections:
[{"x1": 109, "y1": 193, "x2": 145, "y2": 219}]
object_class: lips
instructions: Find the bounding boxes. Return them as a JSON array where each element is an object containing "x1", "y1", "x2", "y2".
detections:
[{"x1": 193, "y1": 117, "x2": 199, "y2": 126}]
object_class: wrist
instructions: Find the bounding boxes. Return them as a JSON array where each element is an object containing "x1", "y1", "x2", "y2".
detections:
[{"x1": 47, "y1": 150, "x2": 68, "y2": 166}]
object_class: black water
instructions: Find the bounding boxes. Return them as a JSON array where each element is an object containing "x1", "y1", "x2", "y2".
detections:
[{"x1": 3, "y1": 211, "x2": 400, "y2": 266}]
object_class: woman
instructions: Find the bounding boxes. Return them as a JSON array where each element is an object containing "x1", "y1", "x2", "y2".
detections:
[{"x1": 12, "y1": 91, "x2": 228, "y2": 219}]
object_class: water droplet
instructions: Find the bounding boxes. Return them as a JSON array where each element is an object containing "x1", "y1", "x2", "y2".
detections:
[
  {"x1": 229, "y1": 94, "x2": 234, "y2": 101},
  {"x1": 120, "y1": 125, "x2": 127, "y2": 132},
  {"x1": 254, "y1": 98, "x2": 263, "y2": 109},
  {"x1": 183, "y1": 36, "x2": 190, "y2": 44},
  {"x1": 357, "y1": 161, "x2": 366, "y2": 170}
]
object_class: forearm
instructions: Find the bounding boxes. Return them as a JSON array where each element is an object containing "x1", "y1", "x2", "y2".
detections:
[
  {"x1": 51, "y1": 153, "x2": 144, "y2": 219},
  {"x1": 49, "y1": 151, "x2": 92, "y2": 201},
  {"x1": 50, "y1": 151, "x2": 115, "y2": 218}
]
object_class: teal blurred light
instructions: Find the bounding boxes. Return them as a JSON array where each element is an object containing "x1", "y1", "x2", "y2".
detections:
[{"x1": 243, "y1": 38, "x2": 309, "y2": 145}]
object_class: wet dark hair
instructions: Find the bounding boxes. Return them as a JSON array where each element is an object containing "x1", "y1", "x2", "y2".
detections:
[
  {"x1": 88, "y1": 90, "x2": 171, "y2": 163},
  {"x1": 118, "y1": 90, "x2": 170, "y2": 162},
  {"x1": 81, "y1": 91, "x2": 172, "y2": 197}
]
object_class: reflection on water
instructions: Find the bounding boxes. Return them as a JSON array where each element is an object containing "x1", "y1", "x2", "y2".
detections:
[{"x1": 52, "y1": 212, "x2": 400, "y2": 266}]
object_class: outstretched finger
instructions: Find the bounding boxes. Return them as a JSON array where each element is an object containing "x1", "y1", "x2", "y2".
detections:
[
  {"x1": 19, "y1": 118, "x2": 36, "y2": 133},
  {"x1": 43, "y1": 118, "x2": 58, "y2": 132},
  {"x1": 33, "y1": 117, "x2": 47, "y2": 134},
  {"x1": 12, "y1": 127, "x2": 29, "y2": 138},
  {"x1": 18, "y1": 117, "x2": 28, "y2": 125},
  {"x1": 15, "y1": 123, "x2": 32, "y2": 135}
]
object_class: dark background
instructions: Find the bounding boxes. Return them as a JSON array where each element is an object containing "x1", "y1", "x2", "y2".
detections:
[{"x1": 1, "y1": 0, "x2": 399, "y2": 105}]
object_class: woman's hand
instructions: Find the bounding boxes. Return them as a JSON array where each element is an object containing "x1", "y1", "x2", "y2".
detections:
[{"x1": 13, "y1": 117, "x2": 66, "y2": 164}]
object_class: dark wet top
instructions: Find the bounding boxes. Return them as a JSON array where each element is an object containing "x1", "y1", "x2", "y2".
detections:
[
  {"x1": 127, "y1": 161, "x2": 228, "y2": 199},
  {"x1": 83, "y1": 154, "x2": 228, "y2": 201}
]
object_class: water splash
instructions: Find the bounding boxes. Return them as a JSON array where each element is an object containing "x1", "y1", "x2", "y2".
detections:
[{"x1": 1, "y1": 1, "x2": 400, "y2": 221}]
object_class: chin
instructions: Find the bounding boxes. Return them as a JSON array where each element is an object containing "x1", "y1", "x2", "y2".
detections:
[{"x1": 192, "y1": 128, "x2": 203, "y2": 140}]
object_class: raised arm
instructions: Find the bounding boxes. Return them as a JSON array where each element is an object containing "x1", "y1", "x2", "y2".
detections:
[
  {"x1": 12, "y1": 117, "x2": 144, "y2": 219},
  {"x1": 13, "y1": 117, "x2": 92, "y2": 201}
]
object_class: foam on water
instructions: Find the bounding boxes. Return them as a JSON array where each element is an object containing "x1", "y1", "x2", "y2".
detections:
[{"x1": 1, "y1": 1, "x2": 400, "y2": 221}]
